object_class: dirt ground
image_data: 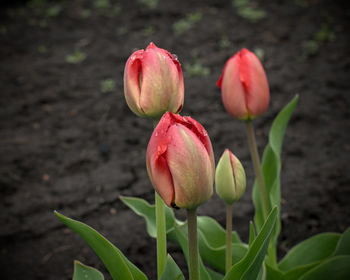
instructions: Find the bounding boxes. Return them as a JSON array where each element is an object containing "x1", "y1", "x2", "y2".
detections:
[{"x1": 1, "y1": 0, "x2": 349, "y2": 279}]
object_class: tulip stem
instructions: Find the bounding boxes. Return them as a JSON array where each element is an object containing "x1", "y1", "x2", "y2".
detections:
[
  {"x1": 187, "y1": 208, "x2": 199, "y2": 280},
  {"x1": 155, "y1": 192, "x2": 167, "y2": 278},
  {"x1": 245, "y1": 120, "x2": 269, "y2": 219},
  {"x1": 153, "y1": 120, "x2": 167, "y2": 278},
  {"x1": 226, "y1": 204, "x2": 232, "y2": 273}
]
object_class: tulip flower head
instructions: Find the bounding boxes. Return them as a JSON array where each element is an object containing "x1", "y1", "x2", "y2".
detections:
[
  {"x1": 217, "y1": 48, "x2": 270, "y2": 120},
  {"x1": 124, "y1": 42, "x2": 184, "y2": 120},
  {"x1": 146, "y1": 112, "x2": 215, "y2": 210},
  {"x1": 215, "y1": 149, "x2": 246, "y2": 205}
]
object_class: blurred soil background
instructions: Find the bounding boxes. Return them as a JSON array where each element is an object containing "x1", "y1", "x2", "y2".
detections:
[{"x1": 1, "y1": 0, "x2": 349, "y2": 279}]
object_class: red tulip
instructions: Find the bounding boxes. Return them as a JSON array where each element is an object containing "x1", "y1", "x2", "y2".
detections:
[
  {"x1": 217, "y1": 48, "x2": 270, "y2": 120},
  {"x1": 124, "y1": 42, "x2": 184, "y2": 120},
  {"x1": 146, "y1": 112, "x2": 215, "y2": 210}
]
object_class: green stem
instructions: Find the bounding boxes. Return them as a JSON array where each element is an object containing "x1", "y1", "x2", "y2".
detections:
[
  {"x1": 246, "y1": 120, "x2": 277, "y2": 267},
  {"x1": 226, "y1": 204, "x2": 232, "y2": 273},
  {"x1": 155, "y1": 192, "x2": 167, "y2": 278},
  {"x1": 187, "y1": 208, "x2": 199, "y2": 280},
  {"x1": 245, "y1": 120, "x2": 269, "y2": 219},
  {"x1": 153, "y1": 120, "x2": 167, "y2": 278}
]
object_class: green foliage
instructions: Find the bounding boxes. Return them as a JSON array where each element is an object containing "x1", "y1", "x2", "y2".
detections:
[
  {"x1": 80, "y1": 9, "x2": 92, "y2": 19},
  {"x1": 160, "y1": 255, "x2": 185, "y2": 280},
  {"x1": 219, "y1": 36, "x2": 232, "y2": 49},
  {"x1": 73, "y1": 261, "x2": 104, "y2": 280},
  {"x1": 94, "y1": 0, "x2": 121, "y2": 17},
  {"x1": 54, "y1": 211, "x2": 148, "y2": 280},
  {"x1": 173, "y1": 12, "x2": 202, "y2": 36},
  {"x1": 253, "y1": 48, "x2": 265, "y2": 61},
  {"x1": 120, "y1": 196, "x2": 246, "y2": 274},
  {"x1": 252, "y1": 95, "x2": 299, "y2": 246},
  {"x1": 233, "y1": 0, "x2": 266, "y2": 23},
  {"x1": 278, "y1": 233, "x2": 341, "y2": 271},
  {"x1": 184, "y1": 57, "x2": 210, "y2": 77},
  {"x1": 66, "y1": 49, "x2": 87, "y2": 64},
  {"x1": 224, "y1": 207, "x2": 278, "y2": 280},
  {"x1": 38, "y1": 45, "x2": 47, "y2": 54},
  {"x1": 46, "y1": 4, "x2": 62, "y2": 17},
  {"x1": 138, "y1": 0, "x2": 159, "y2": 10},
  {"x1": 100, "y1": 79, "x2": 116, "y2": 93},
  {"x1": 141, "y1": 26, "x2": 156, "y2": 36}
]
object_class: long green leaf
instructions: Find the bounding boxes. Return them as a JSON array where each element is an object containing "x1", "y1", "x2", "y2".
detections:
[
  {"x1": 160, "y1": 255, "x2": 185, "y2": 280},
  {"x1": 298, "y1": 256, "x2": 350, "y2": 280},
  {"x1": 120, "y1": 196, "x2": 247, "y2": 273},
  {"x1": 248, "y1": 221, "x2": 256, "y2": 247},
  {"x1": 253, "y1": 95, "x2": 299, "y2": 245},
  {"x1": 54, "y1": 211, "x2": 147, "y2": 280},
  {"x1": 173, "y1": 223, "x2": 212, "y2": 280},
  {"x1": 73, "y1": 260, "x2": 105, "y2": 280},
  {"x1": 333, "y1": 227, "x2": 350, "y2": 256},
  {"x1": 224, "y1": 207, "x2": 278, "y2": 280},
  {"x1": 120, "y1": 196, "x2": 176, "y2": 238},
  {"x1": 278, "y1": 232, "x2": 340, "y2": 271}
]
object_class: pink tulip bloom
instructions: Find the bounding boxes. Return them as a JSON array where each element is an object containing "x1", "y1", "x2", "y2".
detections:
[
  {"x1": 217, "y1": 48, "x2": 270, "y2": 120},
  {"x1": 146, "y1": 112, "x2": 215, "y2": 210},
  {"x1": 124, "y1": 42, "x2": 184, "y2": 120}
]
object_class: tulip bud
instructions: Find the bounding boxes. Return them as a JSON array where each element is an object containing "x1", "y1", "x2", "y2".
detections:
[
  {"x1": 215, "y1": 149, "x2": 246, "y2": 205},
  {"x1": 124, "y1": 42, "x2": 184, "y2": 120},
  {"x1": 146, "y1": 112, "x2": 215, "y2": 210},
  {"x1": 217, "y1": 48, "x2": 270, "y2": 120}
]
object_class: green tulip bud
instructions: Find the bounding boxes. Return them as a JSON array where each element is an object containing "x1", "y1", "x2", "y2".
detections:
[{"x1": 215, "y1": 149, "x2": 246, "y2": 204}]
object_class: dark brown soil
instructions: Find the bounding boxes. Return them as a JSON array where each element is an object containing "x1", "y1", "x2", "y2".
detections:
[{"x1": 1, "y1": 0, "x2": 349, "y2": 279}]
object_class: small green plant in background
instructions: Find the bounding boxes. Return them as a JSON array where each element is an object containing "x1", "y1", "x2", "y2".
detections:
[
  {"x1": 138, "y1": 0, "x2": 159, "y2": 9},
  {"x1": 80, "y1": 9, "x2": 92, "y2": 19},
  {"x1": 94, "y1": 0, "x2": 121, "y2": 17},
  {"x1": 46, "y1": 4, "x2": 62, "y2": 17},
  {"x1": 141, "y1": 26, "x2": 156, "y2": 36},
  {"x1": 65, "y1": 49, "x2": 87, "y2": 64},
  {"x1": 116, "y1": 27, "x2": 128, "y2": 36},
  {"x1": 253, "y1": 47, "x2": 265, "y2": 61},
  {"x1": 233, "y1": 0, "x2": 266, "y2": 23},
  {"x1": 302, "y1": 20, "x2": 335, "y2": 58},
  {"x1": 100, "y1": 79, "x2": 116, "y2": 93},
  {"x1": 173, "y1": 12, "x2": 202, "y2": 36},
  {"x1": 219, "y1": 35, "x2": 232, "y2": 49},
  {"x1": 38, "y1": 45, "x2": 47, "y2": 54},
  {"x1": 184, "y1": 55, "x2": 210, "y2": 77}
]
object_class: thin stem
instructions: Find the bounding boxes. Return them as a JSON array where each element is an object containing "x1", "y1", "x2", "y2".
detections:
[
  {"x1": 155, "y1": 192, "x2": 167, "y2": 278},
  {"x1": 153, "y1": 120, "x2": 167, "y2": 278},
  {"x1": 245, "y1": 120, "x2": 269, "y2": 219},
  {"x1": 187, "y1": 208, "x2": 199, "y2": 280},
  {"x1": 226, "y1": 204, "x2": 232, "y2": 273}
]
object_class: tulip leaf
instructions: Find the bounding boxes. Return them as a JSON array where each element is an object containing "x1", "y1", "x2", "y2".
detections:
[
  {"x1": 252, "y1": 95, "x2": 299, "y2": 246},
  {"x1": 73, "y1": 260, "x2": 104, "y2": 280},
  {"x1": 278, "y1": 232, "x2": 341, "y2": 272},
  {"x1": 282, "y1": 262, "x2": 321, "y2": 280},
  {"x1": 121, "y1": 196, "x2": 247, "y2": 274},
  {"x1": 120, "y1": 196, "x2": 176, "y2": 238},
  {"x1": 172, "y1": 223, "x2": 212, "y2": 280},
  {"x1": 207, "y1": 268, "x2": 224, "y2": 280},
  {"x1": 265, "y1": 263, "x2": 284, "y2": 280},
  {"x1": 333, "y1": 227, "x2": 350, "y2": 256},
  {"x1": 223, "y1": 207, "x2": 278, "y2": 280},
  {"x1": 298, "y1": 255, "x2": 350, "y2": 280},
  {"x1": 248, "y1": 221, "x2": 256, "y2": 247},
  {"x1": 160, "y1": 254, "x2": 185, "y2": 280},
  {"x1": 54, "y1": 211, "x2": 147, "y2": 280}
]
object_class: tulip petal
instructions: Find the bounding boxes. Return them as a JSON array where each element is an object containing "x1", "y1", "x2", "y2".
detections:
[
  {"x1": 166, "y1": 124, "x2": 213, "y2": 209},
  {"x1": 239, "y1": 49, "x2": 270, "y2": 117},
  {"x1": 220, "y1": 54, "x2": 249, "y2": 119},
  {"x1": 139, "y1": 45, "x2": 182, "y2": 119},
  {"x1": 123, "y1": 50, "x2": 145, "y2": 116},
  {"x1": 146, "y1": 113, "x2": 175, "y2": 207}
]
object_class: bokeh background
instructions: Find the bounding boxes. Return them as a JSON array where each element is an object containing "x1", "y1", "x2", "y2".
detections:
[{"x1": 1, "y1": 0, "x2": 349, "y2": 279}]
